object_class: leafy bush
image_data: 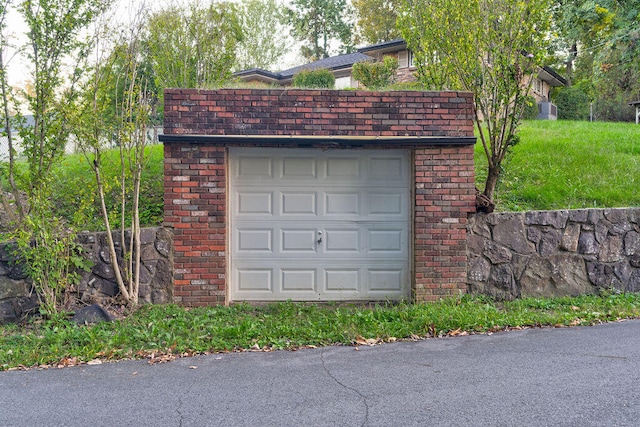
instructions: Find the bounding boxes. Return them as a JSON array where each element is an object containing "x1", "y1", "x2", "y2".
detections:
[
  {"x1": 522, "y1": 95, "x2": 539, "y2": 120},
  {"x1": 554, "y1": 86, "x2": 590, "y2": 120},
  {"x1": 352, "y1": 56, "x2": 399, "y2": 90},
  {"x1": 49, "y1": 144, "x2": 164, "y2": 231},
  {"x1": 292, "y1": 69, "x2": 335, "y2": 88},
  {"x1": 387, "y1": 81, "x2": 426, "y2": 91}
]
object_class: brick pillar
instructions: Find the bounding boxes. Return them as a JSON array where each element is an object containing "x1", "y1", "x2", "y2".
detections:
[
  {"x1": 414, "y1": 146, "x2": 476, "y2": 301},
  {"x1": 164, "y1": 144, "x2": 227, "y2": 306}
]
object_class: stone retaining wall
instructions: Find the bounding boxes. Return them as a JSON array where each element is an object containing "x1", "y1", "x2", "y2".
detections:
[
  {"x1": 0, "y1": 227, "x2": 173, "y2": 323},
  {"x1": 467, "y1": 208, "x2": 640, "y2": 299}
]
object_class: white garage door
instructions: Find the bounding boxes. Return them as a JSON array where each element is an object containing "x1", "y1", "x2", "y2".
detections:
[{"x1": 229, "y1": 147, "x2": 410, "y2": 301}]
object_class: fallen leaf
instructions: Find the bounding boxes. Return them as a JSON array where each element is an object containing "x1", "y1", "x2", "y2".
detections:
[
  {"x1": 189, "y1": 366, "x2": 198, "y2": 369},
  {"x1": 571, "y1": 306, "x2": 580, "y2": 311},
  {"x1": 87, "y1": 359, "x2": 102, "y2": 366}
]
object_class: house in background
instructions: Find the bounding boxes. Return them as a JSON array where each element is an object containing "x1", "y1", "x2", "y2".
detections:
[
  {"x1": 234, "y1": 39, "x2": 567, "y2": 120},
  {"x1": 234, "y1": 52, "x2": 374, "y2": 89}
]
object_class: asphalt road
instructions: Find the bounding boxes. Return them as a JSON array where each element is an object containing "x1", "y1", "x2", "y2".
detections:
[{"x1": 1, "y1": 320, "x2": 639, "y2": 427}]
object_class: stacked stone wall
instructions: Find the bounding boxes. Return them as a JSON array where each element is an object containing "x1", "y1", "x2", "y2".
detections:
[
  {"x1": 467, "y1": 208, "x2": 640, "y2": 299},
  {"x1": 0, "y1": 227, "x2": 173, "y2": 323}
]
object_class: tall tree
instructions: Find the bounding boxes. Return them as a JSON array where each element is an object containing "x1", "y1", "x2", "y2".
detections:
[
  {"x1": 11, "y1": 0, "x2": 110, "y2": 317},
  {"x1": 235, "y1": 0, "x2": 288, "y2": 71},
  {"x1": 73, "y1": 5, "x2": 155, "y2": 307},
  {"x1": 552, "y1": 0, "x2": 640, "y2": 120},
  {"x1": 146, "y1": 1, "x2": 243, "y2": 90},
  {"x1": 287, "y1": 0, "x2": 354, "y2": 61},
  {"x1": 399, "y1": 0, "x2": 552, "y2": 202},
  {"x1": 352, "y1": 0, "x2": 400, "y2": 45},
  {"x1": 19, "y1": 0, "x2": 108, "y2": 195},
  {"x1": 0, "y1": 0, "x2": 22, "y2": 223},
  {"x1": 551, "y1": 0, "x2": 616, "y2": 84}
]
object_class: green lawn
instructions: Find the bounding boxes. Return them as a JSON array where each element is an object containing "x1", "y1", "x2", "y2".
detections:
[
  {"x1": 2, "y1": 294, "x2": 640, "y2": 370},
  {"x1": 477, "y1": 120, "x2": 640, "y2": 211},
  {"x1": 3, "y1": 120, "x2": 637, "y2": 231}
]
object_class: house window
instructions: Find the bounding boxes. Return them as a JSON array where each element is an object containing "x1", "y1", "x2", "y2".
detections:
[{"x1": 533, "y1": 78, "x2": 543, "y2": 94}]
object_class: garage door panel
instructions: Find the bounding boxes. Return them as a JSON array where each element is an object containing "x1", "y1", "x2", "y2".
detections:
[
  {"x1": 237, "y1": 229, "x2": 273, "y2": 252},
  {"x1": 326, "y1": 157, "x2": 360, "y2": 179},
  {"x1": 230, "y1": 148, "x2": 409, "y2": 301},
  {"x1": 367, "y1": 269, "x2": 404, "y2": 292},
  {"x1": 368, "y1": 192, "x2": 403, "y2": 215},
  {"x1": 369, "y1": 229, "x2": 403, "y2": 253},
  {"x1": 237, "y1": 192, "x2": 274, "y2": 215},
  {"x1": 369, "y1": 156, "x2": 405, "y2": 180},
  {"x1": 325, "y1": 192, "x2": 360, "y2": 215},
  {"x1": 281, "y1": 229, "x2": 318, "y2": 253},
  {"x1": 236, "y1": 269, "x2": 273, "y2": 292},
  {"x1": 281, "y1": 192, "x2": 317, "y2": 215},
  {"x1": 325, "y1": 269, "x2": 360, "y2": 291},
  {"x1": 325, "y1": 229, "x2": 360, "y2": 252},
  {"x1": 282, "y1": 157, "x2": 318, "y2": 178},
  {"x1": 281, "y1": 269, "x2": 317, "y2": 292},
  {"x1": 237, "y1": 156, "x2": 273, "y2": 178}
]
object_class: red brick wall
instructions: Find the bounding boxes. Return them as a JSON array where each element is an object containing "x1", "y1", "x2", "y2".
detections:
[
  {"x1": 163, "y1": 89, "x2": 476, "y2": 305},
  {"x1": 164, "y1": 144, "x2": 227, "y2": 305},
  {"x1": 414, "y1": 146, "x2": 476, "y2": 301},
  {"x1": 163, "y1": 89, "x2": 474, "y2": 137}
]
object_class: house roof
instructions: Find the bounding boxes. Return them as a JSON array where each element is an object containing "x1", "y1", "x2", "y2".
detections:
[
  {"x1": 629, "y1": 100, "x2": 640, "y2": 106},
  {"x1": 357, "y1": 39, "x2": 407, "y2": 54},
  {"x1": 279, "y1": 52, "x2": 373, "y2": 78},
  {"x1": 234, "y1": 39, "x2": 568, "y2": 88},
  {"x1": 233, "y1": 52, "x2": 374, "y2": 84},
  {"x1": 538, "y1": 66, "x2": 567, "y2": 87}
]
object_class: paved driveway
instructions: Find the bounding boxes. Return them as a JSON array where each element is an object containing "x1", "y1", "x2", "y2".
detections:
[{"x1": 2, "y1": 320, "x2": 639, "y2": 426}]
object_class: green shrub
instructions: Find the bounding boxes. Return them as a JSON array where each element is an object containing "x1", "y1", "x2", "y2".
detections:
[
  {"x1": 387, "y1": 80, "x2": 425, "y2": 91},
  {"x1": 554, "y1": 86, "x2": 590, "y2": 120},
  {"x1": 292, "y1": 69, "x2": 335, "y2": 89},
  {"x1": 49, "y1": 144, "x2": 164, "y2": 231},
  {"x1": 522, "y1": 95, "x2": 539, "y2": 120},
  {"x1": 352, "y1": 56, "x2": 399, "y2": 90}
]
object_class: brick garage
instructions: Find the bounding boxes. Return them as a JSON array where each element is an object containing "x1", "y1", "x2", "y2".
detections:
[{"x1": 160, "y1": 89, "x2": 476, "y2": 306}]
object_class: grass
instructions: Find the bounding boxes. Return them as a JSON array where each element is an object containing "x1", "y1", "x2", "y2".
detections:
[
  {"x1": 2, "y1": 293, "x2": 640, "y2": 370},
  {"x1": 477, "y1": 120, "x2": 640, "y2": 211},
  {"x1": 1, "y1": 120, "x2": 639, "y2": 369},
  {"x1": 49, "y1": 144, "x2": 165, "y2": 230},
  {"x1": 2, "y1": 120, "x2": 637, "y2": 231}
]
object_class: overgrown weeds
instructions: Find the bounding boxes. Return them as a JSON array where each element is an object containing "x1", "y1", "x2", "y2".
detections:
[{"x1": 2, "y1": 293, "x2": 640, "y2": 371}]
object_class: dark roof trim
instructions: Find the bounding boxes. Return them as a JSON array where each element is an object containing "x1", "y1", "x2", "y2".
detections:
[
  {"x1": 358, "y1": 39, "x2": 407, "y2": 53},
  {"x1": 233, "y1": 68, "x2": 281, "y2": 81},
  {"x1": 233, "y1": 53, "x2": 374, "y2": 82},
  {"x1": 629, "y1": 100, "x2": 640, "y2": 106},
  {"x1": 278, "y1": 52, "x2": 373, "y2": 78},
  {"x1": 159, "y1": 134, "x2": 476, "y2": 146},
  {"x1": 539, "y1": 66, "x2": 568, "y2": 87}
]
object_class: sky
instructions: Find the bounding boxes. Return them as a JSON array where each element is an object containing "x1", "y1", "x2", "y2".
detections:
[
  {"x1": 3, "y1": 0, "x2": 304, "y2": 89},
  {"x1": 3, "y1": 0, "x2": 164, "y2": 87}
]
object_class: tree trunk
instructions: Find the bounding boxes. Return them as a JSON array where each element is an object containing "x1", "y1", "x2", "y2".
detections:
[{"x1": 483, "y1": 166, "x2": 500, "y2": 202}]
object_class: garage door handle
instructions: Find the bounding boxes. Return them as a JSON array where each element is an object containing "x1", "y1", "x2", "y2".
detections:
[{"x1": 317, "y1": 231, "x2": 323, "y2": 244}]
